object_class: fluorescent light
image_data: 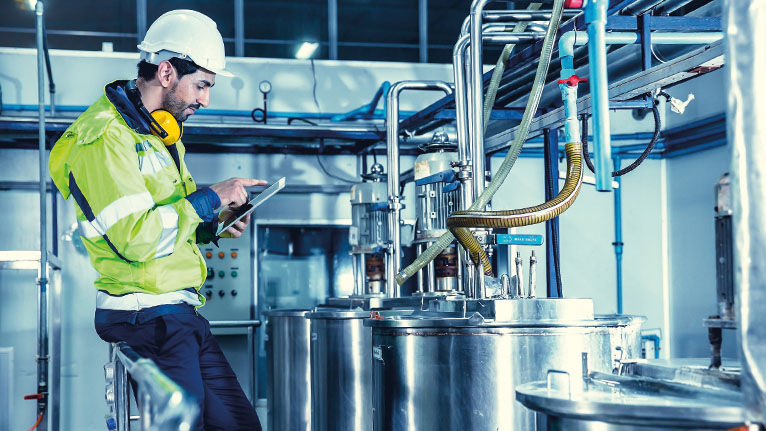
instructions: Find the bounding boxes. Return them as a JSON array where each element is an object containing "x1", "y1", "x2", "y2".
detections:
[{"x1": 295, "y1": 42, "x2": 318, "y2": 59}]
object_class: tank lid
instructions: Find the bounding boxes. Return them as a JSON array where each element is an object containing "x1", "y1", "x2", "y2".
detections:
[
  {"x1": 430, "y1": 297, "x2": 595, "y2": 321},
  {"x1": 262, "y1": 308, "x2": 312, "y2": 317},
  {"x1": 307, "y1": 308, "x2": 414, "y2": 320},
  {"x1": 516, "y1": 366, "x2": 744, "y2": 427}
]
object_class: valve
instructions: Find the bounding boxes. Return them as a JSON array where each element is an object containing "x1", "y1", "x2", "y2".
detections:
[
  {"x1": 564, "y1": 0, "x2": 584, "y2": 8},
  {"x1": 557, "y1": 75, "x2": 588, "y2": 87}
]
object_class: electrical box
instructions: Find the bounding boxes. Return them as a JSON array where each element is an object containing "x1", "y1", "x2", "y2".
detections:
[{"x1": 197, "y1": 228, "x2": 254, "y2": 331}]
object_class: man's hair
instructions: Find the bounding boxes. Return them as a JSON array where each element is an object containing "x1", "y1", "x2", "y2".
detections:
[{"x1": 137, "y1": 57, "x2": 200, "y2": 80}]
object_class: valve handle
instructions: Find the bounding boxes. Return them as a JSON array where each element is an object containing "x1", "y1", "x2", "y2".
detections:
[
  {"x1": 24, "y1": 393, "x2": 43, "y2": 400},
  {"x1": 557, "y1": 75, "x2": 588, "y2": 87},
  {"x1": 564, "y1": 0, "x2": 584, "y2": 8}
]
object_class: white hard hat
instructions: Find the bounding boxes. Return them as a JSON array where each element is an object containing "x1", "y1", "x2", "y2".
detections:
[{"x1": 138, "y1": 9, "x2": 233, "y2": 77}]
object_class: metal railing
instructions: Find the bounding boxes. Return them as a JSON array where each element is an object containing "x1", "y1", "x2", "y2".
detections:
[{"x1": 105, "y1": 342, "x2": 199, "y2": 431}]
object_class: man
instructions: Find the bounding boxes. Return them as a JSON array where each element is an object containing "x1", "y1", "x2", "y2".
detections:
[{"x1": 48, "y1": 10, "x2": 262, "y2": 431}]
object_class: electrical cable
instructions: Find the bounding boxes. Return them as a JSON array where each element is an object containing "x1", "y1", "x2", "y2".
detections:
[
  {"x1": 316, "y1": 139, "x2": 357, "y2": 184},
  {"x1": 29, "y1": 413, "x2": 44, "y2": 431},
  {"x1": 310, "y1": 58, "x2": 321, "y2": 113},
  {"x1": 581, "y1": 94, "x2": 662, "y2": 177}
]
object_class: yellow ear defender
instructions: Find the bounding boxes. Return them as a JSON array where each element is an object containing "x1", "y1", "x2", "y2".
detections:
[{"x1": 149, "y1": 109, "x2": 183, "y2": 146}]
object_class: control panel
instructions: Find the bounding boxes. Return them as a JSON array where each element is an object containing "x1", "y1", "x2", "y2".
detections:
[{"x1": 197, "y1": 228, "x2": 254, "y2": 327}]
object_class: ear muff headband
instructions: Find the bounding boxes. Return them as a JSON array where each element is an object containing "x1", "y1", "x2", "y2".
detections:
[{"x1": 124, "y1": 80, "x2": 183, "y2": 146}]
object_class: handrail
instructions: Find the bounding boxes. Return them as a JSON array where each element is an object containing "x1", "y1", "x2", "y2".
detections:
[{"x1": 107, "y1": 342, "x2": 199, "y2": 431}]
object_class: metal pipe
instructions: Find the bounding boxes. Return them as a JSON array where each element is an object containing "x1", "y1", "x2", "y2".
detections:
[
  {"x1": 613, "y1": 157, "x2": 624, "y2": 314},
  {"x1": 208, "y1": 320, "x2": 262, "y2": 328},
  {"x1": 454, "y1": 31, "x2": 546, "y2": 214},
  {"x1": 35, "y1": 1, "x2": 49, "y2": 424},
  {"x1": 136, "y1": 0, "x2": 147, "y2": 45},
  {"x1": 584, "y1": 0, "x2": 612, "y2": 191},
  {"x1": 386, "y1": 81, "x2": 453, "y2": 298},
  {"x1": 528, "y1": 250, "x2": 537, "y2": 298},
  {"x1": 469, "y1": 0, "x2": 491, "y2": 206},
  {"x1": 726, "y1": 0, "x2": 766, "y2": 424}
]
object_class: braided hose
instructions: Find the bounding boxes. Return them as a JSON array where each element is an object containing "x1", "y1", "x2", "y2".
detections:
[
  {"x1": 448, "y1": 143, "x2": 584, "y2": 274},
  {"x1": 395, "y1": 0, "x2": 565, "y2": 286}
]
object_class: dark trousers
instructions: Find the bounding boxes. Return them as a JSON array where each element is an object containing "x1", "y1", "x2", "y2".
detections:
[{"x1": 96, "y1": 311, "x2": 262, "y2": 431}]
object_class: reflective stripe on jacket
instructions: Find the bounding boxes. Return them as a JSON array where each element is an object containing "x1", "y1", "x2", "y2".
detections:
[{"x1": 49, "y1": 82, "x2": 207, "y2": 297}]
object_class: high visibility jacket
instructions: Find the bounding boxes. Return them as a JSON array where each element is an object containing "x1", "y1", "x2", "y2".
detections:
[{"x1": 49, "y1": 82, "x2": 207, "y2": 297}]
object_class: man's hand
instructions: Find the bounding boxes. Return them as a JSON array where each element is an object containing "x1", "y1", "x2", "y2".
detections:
[
  {"x1": 218, "y1": 210, "x2": 251, "y2": 238},
  {"x1": 209, "y1": 178, "x2": 267, "y2": 208}
]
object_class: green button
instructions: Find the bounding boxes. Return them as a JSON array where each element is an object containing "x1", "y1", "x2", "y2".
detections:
[
  {"x1": 231, "y1": 270, "x2": 238, "y2": 278},
  {"x1": 218, "y1": 271, "x2": 225, "y2": 278}
]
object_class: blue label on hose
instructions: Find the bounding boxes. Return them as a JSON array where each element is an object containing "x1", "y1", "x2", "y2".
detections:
[{"x1": 496, "y1": 234, "x2": 544, "y2": 246}]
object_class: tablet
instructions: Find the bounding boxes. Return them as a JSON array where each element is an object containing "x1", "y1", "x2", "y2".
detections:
[{"x1": 216, "y1": 177, "x2": 286, "y2": 236}]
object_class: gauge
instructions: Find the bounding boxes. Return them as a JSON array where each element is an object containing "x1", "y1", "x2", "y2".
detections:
[{"x1": 259, "y1": 80, "x2": 272, "y2": 94}]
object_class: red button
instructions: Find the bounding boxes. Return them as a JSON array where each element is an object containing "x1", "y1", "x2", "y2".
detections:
[
  {"x1": 205, "y1": 252, "x2": 213, "y2": 259},
  {"x1": 231, "y1": 251, "x2": 238, "y2": 259},
  {"x1": 218, "y1": 252, "x2": 225, "y2": 259}
]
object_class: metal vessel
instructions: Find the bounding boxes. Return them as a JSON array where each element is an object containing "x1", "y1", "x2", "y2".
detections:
[
  {"x1": 307, "y1": 303, "x2": 419, "y2": 431},
  {"x1": 366, "y1": 298, "x2": 644, "y2": 430},
  {"x1": 264, "y1": 309, "x2": 312, "y2": 431},
  {"x1": 516, "y1": 359, "x2": 745, "y2": 430}
]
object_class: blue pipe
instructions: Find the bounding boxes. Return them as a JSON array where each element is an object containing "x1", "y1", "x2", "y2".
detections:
[
  {"x1": 613, "y1": 156, "x2": 624, "y2": 314},
  {"x1": 331, "y1": 81, "x2": 391, "y2": 122},
  {"x1": 641, "y1": 334, "x2": 661, "y2": 359},
  {"x1": 585, "y1": 0, "x2": 612, "y2": 191}
]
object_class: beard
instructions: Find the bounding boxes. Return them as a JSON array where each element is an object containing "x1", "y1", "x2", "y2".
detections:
[{"x1": 162, "y1": 82, "x2": 200, "y2": 122}]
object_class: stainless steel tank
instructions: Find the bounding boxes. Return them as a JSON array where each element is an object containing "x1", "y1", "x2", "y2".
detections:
[
  {"x1": 307, "y1": 302, "x2": 418, "y2": 431},
  {"x1": 264, "y1": 309, "x2": 312, "y2": 431},
  {"x1": 516, "y1": 359, "x2": 744, "y2": 430},
  {"x1": 366, "y1": 298, "x2": 644, "y2": 431}
]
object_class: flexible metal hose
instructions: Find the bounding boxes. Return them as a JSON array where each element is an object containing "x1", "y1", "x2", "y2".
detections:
[
  {"x1": 449, "y1": 143, "x2": 583, "y2": 274},
  {"x1": 396, "y1": 0, "x2": 565, "y2": 285}
]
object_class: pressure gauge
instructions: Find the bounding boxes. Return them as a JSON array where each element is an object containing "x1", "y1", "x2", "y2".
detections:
[{"x1": 259, "y1": 80, "x2": 272, "y2": 94}]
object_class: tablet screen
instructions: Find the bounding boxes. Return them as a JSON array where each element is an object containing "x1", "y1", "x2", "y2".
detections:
[{"x1": 216, "y1": 177, "x2": 286, "y2": 236}]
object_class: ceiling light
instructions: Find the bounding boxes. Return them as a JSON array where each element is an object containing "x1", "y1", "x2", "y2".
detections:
[{"x1": 295, "y1": 42, "x2": 318, "y2": 60}]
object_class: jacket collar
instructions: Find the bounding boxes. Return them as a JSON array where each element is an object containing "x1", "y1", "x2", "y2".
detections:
[{"x1": 104, "y1": 80, "x2": 152, "y2": 136}]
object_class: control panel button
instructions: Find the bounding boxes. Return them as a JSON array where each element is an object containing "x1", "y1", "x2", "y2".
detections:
[
  {"x1": 231, "y1": 270, "x2": 238, "y2": 278},
  {"x1": 231, "y1": 251, "x2": 238, "y2": 259},
  {"x1": 205, "y1": 290, "x2": 212, "y2": 300},
  {"x1": 205, "y1": 251, "x2": 212, "y2": 259},
  {"x1": 218, "y1": 290, "x2": 225, "y2": 298},
  {"x1": 218, "y1": 270, "x2": 225, "y2": 279},
  {"x1": 231, "y1": 290, "x2": 237, "y2": 297},
  {"x1": 218, "y1": 252, "x2": 225, "y2": 259},
  {"x1": 207, "y1": 268, "x2": 214, "y2": 279}
]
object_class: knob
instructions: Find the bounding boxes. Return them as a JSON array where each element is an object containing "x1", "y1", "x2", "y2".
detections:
[
  {"x1": 205, "y1": 290, "x2": 213, "y2": 300},
  {"x1": 231, "y1": 270, "x2": 238, "y2": 278},
  {"x1": 231, "y1": 251, "x2": 238, "y2": 259},
  {"x1": 218, "y1": 270, "x2": 225, "y2": 279},
  {"x1": 218, "y1": 252, "x2": 225, "y2": 259},
  {"x1": 231, "y1": 290, "x2": 238, "y2": 297},
  {"x1": 218, "y1": 290, "x2": 225, "y2": 298}
]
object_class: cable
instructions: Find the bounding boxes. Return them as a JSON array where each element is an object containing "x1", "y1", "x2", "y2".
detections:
[
  {"x1": 581, "y1": 95, "x2": 662, "y2": 177},
  {"x1": 287, "y1": 117, "x2": 318, "y2": 126},
  {"x1": 29, "y1": 413, "x2": 44, "y2": 431},
  {"x1": 310, "y1": 59, "x2": 321, "y2": 113},
  {"x1": 316, "y1": 139, "x2": 357, "y2": 184}
]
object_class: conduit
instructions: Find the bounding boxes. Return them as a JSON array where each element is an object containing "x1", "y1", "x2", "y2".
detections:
[{"x1": 396, "y1": 0, "x2": 566, "y2": 286}]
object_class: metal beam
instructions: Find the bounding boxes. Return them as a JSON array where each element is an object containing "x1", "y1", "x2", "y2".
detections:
[
  {"x1": 328, "y1": 0, "x2": 338, "y2": 60},
  {"x1": 234, "y1": 0, "x2": 245, "y2": 57},
  {"x1": 419, "y1": 0, "x2": 428, "y2": 63}
]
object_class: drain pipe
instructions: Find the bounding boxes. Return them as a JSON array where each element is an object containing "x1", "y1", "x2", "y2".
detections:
[
  {"x1": 34, "y1": 0, "x2": 50, "y2": 424},
  {"x1": 559, "y1": 29, "x2": 722, "y2": 191},
  {"x1": 613, "y1": 157, "x2": 623, "y2": 314},
  {"x1": 385, "y1": 81, "x2": 453, "y2": 298}
]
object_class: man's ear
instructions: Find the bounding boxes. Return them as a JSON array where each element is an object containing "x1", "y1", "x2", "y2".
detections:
[{"x1": 156, "y1": 61, "x2": 176, "y2": 89}]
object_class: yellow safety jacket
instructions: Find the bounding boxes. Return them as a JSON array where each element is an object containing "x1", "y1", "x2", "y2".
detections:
[{"x1": 49, "y1": 81, "x2": 207, "y2": 297}]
